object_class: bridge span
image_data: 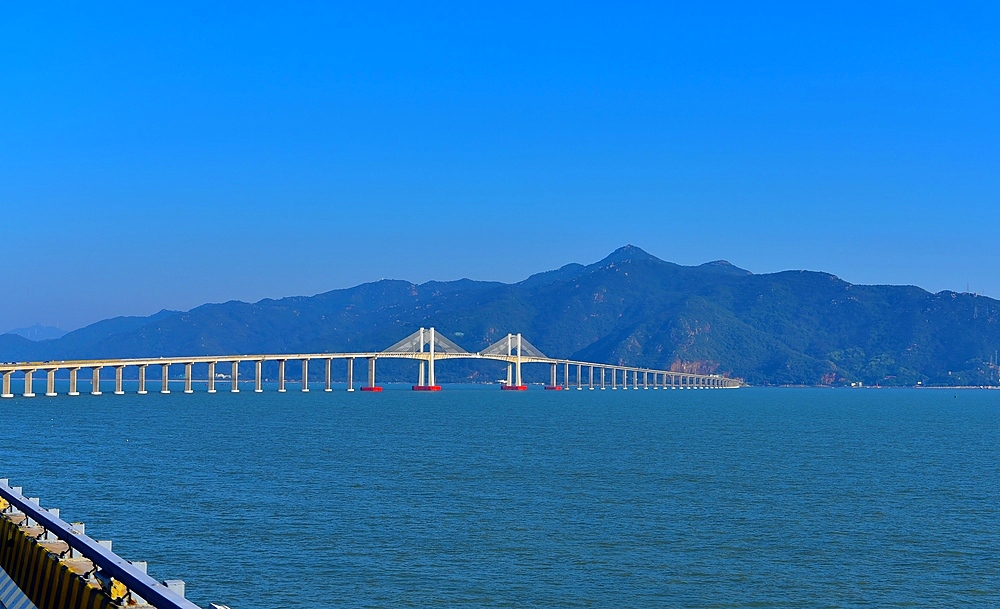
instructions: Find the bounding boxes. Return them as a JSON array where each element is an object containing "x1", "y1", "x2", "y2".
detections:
[{"x1": 0, "y1": 328, "x2": 740, "y2": 397}]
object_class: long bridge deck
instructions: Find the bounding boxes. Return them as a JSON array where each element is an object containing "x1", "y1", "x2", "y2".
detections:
[{"x1": 0, "y1": 328, "x2": 740, "y2": 397}]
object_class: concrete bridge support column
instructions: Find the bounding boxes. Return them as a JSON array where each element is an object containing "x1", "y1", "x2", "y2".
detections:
[
  {"x1": 115, "y1": 366, "x2": 124, "y2": 395},
  {"x1": 347, "y1": 358, "x2": 354, "y2": 392},
  {"x1": 207, "y1": 363, "x2": 216, "y2": 393},
  {"x1": 278, "y1": 360, "x2": 286, "y2": 392},
  {"x1": 24, "y1": 370, "x2": 35, "y2": 397},
  {"x1": 422, "y1": 361, "x2": 428, "y2": 386},
  {"x1": 325, "y1": 359, "x2": 332, "y2": 392},
  {"x1": 160, "y1": 364, "x2": 170, "y2": 394},
  {"x1": 429, "y1": 329, "x2": 437, "y2": 387},
  {"x1": 231, "y1": 361, "x2": 240, "y2": 393},
  {"x1": 68, "y1": 369, "x2": 79, "y2": 396},
  {"x1": 46, "y1": 369, "x2": 57, "y2": 396},
  {"x1": 2, "y1": 372, "x2": 12, "y2": 398},
  {"x1": 611, "y1": 368, "x2": 617, "y2": 390},
  {"x1": 138, "y1": 365, "x2": 147, "y2": 394},
  {"x1": 589, "y1": 366, "x2": 594, "y2": 390},
  {"x1": 505, "y1": 362, "x2": 512, "y2": 386},
  {"x1": 91, "y1": 367, "x2": 101, "y2": 396},
  {"x1": 563, "y1": 362, "x2": 569, "y2": 389},
  {"x1": 367, "y1": 358, "x2": 377, "y2": 388},
  {"x1": 185, "y1": 364, "x2": 193, "y2": 393},
  {"x1": 600, "y1": 367, "x2": 606, "y2": 390},
  {"x1": 644, "y1": 371, "x2": 649, "y2": 390},
  {"x1": 255, "y1": 361, "x2": 263, "y2": 393},
  {"x1": 577, "y1": 364, "x2": 582, "y2": 390},
  {"x1": 550, "y1": 363, "x2": 557, "y2": 387},
  {"x1": 301, "y1": 359, "x2": 309, "y2": 392},
  {"x1": 514, "y1": 333, "x2": 521, "y2": 388}
]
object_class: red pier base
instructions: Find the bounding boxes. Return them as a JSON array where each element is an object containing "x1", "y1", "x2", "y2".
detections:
[
  {"x1": 412, "y1": 385, "x2": 442, "y2": 391},
  {"x1": 501, "y1": 385, "x2": 529, "y2": 391},
  {"x1": 544, "y1": 386, "x2": 564, "y2": 391},
  {"x1": 360, "y1": 386, "x2": 383, "y2": 392}
]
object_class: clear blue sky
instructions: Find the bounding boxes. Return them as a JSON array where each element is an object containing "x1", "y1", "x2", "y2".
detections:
[{"x1": 2, "y1": 2, "x2": 999, "y2": 331}]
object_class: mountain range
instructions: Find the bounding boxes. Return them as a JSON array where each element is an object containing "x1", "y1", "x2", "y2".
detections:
[{"x1": 3, "y1": 245, "x2": 999, "y2": 386}]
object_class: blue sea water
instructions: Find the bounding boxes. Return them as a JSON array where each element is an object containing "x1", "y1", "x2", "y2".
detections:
[{"x1": 1, "y1": 386, "x2": 997, "y2": 608}]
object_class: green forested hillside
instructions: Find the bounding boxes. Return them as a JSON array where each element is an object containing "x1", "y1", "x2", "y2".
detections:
[{"x1": 3, "y1": 246, "x2": 999, "y2": 386}]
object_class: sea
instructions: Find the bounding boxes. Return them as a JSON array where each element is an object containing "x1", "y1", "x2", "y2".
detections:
[{"x1": 1, "y1": 386, "x2": 997, "y2": 608}]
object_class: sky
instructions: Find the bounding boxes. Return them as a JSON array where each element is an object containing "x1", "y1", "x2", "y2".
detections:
[{"x1": 2, "y1": 2, "x2": 999, "y2": 331}]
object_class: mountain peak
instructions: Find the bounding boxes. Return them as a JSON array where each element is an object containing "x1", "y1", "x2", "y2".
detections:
[
  {"x1": 697, "y1": 260, "x2": 753, "y2": 276},
  {"x1": 598, "y1": 245, "x2": 663, "y2": 266}
]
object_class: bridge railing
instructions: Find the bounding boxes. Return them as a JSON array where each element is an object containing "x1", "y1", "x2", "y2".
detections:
[{"x1": 0, "y1": 479, "x2": 206, "y2": 609}]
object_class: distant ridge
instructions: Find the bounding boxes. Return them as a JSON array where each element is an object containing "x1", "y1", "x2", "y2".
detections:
[
  {"x1": 2, "y1": 324, "x2": 67, "y2": 341},
  {"x1": 2, "y1": 246, "x2": 997, "y2": 386}
]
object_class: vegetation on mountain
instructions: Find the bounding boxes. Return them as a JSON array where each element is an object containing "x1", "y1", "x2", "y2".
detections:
[{"x1": 3, "y1": 246, "x2": 999, "y2": 386}]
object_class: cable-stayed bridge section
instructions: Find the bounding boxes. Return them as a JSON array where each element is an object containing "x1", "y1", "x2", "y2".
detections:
[{"x1": 0, "y1": 328, "x2": 740, "y2": 397}]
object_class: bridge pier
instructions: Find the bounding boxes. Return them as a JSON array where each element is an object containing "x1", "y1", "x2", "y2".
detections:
[
  {"x1": 207, "y1": 362, "x2": 216, "y2": 393},
  {"x1": 413, "y1": 327, "x2": 442, "y2": 391},
  {"x1": 231, "y1": 361, "x2": 240, "y2": 393},
  {"x1": 160, "y1": 364, "x2": 170, "y2": 394},
  {"x1": 278, "y1": 360, "x2": 286, "y2": 392},
  {"x1": 22, "y1": 370, "x2": 35, "y2": 397},
  {"x1": 115, "y1": 366, "x2": 124, "y2": 395},
  {"x1": 577, "y1": 364, "x2": 582, "y2": 390},
  {"x1": 45, "y1": 369, "x2": 56, "y2": 397},
  {"x1": 301, "y1": 359, "x2": 309, "y2": 392},
  {"x1": 361, "y1": 357, "x2": 382, "y2": 391},
  {"x1": 563, "y1": 362, "x2": 569, "y2": 389},
  {"x1": 589, "y1": 365, "x2": 594, "y2": 390},
  {"x1": 600, "y1": 367, "x2": 606, "y2": 390},
  {"x1": 68, "y1": 368, "x2": 79, "y2": 395},
  {"x1": 325, "y1": 358, "x2": 332, "y2": 392},
  {"x1": 347, "y1": 358, "x2": 354, "y2": 391},
  {"x1": 2, "y1": 371, "x2": 11, "y2": 398},
  {"x1": 515, "y1": 333, "x2": 523, "y2": 388},
  {"x1": 429, "y1": 329, "x2": 437, "y2": 387},
  {"x1": 545, "y1": 363, "x2": 560, "y2": 390},
  {"x1": 138, "y1": 365, "x2": 147, "y2": 394},
  {"x1": 255, "y1": 360, "x2": 263, "y2": 392},
  {"x1": 185, "y1": 363, "x2": 193, "y2": 393},
  {"x1": 91, "y1": 367, "x2": 101, "y2": 396}
]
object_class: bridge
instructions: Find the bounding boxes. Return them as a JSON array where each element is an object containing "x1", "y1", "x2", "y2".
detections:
[{"x1": 0, "y1": 328, "x2": 740, "y2": 397}]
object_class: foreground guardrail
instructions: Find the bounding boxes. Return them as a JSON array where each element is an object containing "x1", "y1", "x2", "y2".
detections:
[{"x1": 0, "y1": 479, "x2": 224, "y2": 609}]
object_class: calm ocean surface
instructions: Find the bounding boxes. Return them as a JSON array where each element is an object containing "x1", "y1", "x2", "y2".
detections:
[{"x1": 1, "y1": 386, "x2": 997, "y2": 608}]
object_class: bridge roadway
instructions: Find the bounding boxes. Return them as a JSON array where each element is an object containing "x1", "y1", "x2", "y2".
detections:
[{"x1": 0, "y1": 328, "x2": 740, "y2": 397}]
